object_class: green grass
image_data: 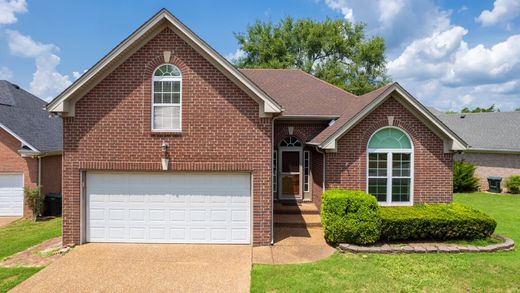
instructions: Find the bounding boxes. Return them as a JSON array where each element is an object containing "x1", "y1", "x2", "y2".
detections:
[
  {"x1": 0, "y1": 218, "x2": 62, "y2": 293},
  {"x1": 0, "y1": 267, "x2": 43, "y2": 293},
  {"x1": 251, "y1": 193, "x2": 520, "y2": 292},
  {"x1": 0, "y1": 218, "x2": 62, "y2": 260}
]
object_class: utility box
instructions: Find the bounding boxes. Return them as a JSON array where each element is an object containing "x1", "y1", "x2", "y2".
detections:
[{"x1": 487, "y1": 176, "x2": 502, "y2": 193}]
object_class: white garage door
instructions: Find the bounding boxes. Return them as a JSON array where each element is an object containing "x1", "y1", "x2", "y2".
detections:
[
  {"x1": 0, "y1": 173, "x2": 24, "y2": 216},
  {"x1": 86, "y1": 172, "x2": 251, "y2": 244}
]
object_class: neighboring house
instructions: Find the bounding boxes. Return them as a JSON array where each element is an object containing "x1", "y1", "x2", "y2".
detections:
[
  {"x1": 46, "y1": 9, "x2": 466, "y2": 247},
  {"x1": 434, "y1": 110, "x2": 520, "y2": 192},
  {"x1": 0, "y1": 80, "x2": 62, "y2": 217}
]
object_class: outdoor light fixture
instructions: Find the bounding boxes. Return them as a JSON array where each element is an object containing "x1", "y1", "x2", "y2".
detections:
[
  {"x1": 288, "y1": 126, "x2": 294, "y2": 135},
  {"x1": 161, "y1": 141, "x2": 169, "y2": 171}
]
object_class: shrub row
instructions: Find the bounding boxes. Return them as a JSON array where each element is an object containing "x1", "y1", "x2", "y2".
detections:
[
  {"x1": 379, "y1": 204, "x2": 497, "y2": 241},
  {"x1": 321, "y1": 189, "x2": 496, "y2": 245},
  {"x1": 321, "y1": 189, "x2": 381, "y2": 245}
]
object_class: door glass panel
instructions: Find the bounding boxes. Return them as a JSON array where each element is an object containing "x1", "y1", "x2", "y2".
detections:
[
  {"x1": 282, "y1": 175, "x2": 300, "y2": 196},
  {"x1": 282, "y1": 151, "x2": 300, "y2": 173}
]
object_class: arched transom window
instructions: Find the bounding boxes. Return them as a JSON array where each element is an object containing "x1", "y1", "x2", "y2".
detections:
[
  {"x1": 367, "y1": 127, "x2": 413, "y2": 205},
  {"x1": 152, "y1": 64, "x2": 182, "y2": 131},
  {"x1": 280, "y1": 136, "x2": 302, "y2": 147}
]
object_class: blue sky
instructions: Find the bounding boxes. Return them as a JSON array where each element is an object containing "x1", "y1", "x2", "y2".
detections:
[{"x1": 1, "y1": 0, "x2": 520, "y2": 111}]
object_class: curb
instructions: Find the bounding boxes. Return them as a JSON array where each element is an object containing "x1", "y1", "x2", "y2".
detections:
[{"x1": 338, "y1": 235, "x2": 515, "y2": 254}]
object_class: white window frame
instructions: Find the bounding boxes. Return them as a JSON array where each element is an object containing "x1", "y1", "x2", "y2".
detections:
[
  {"x1": 366, "y1": 126, "x2": 414, "y2": 206},
  {"x1": 303, "y1": 151, "x2": 310, "y2": 192},
  {"x1": 151, "y1": 64, "x2": 182, "y2": 132},
  {"x1": 272, "y1": 150, "x2": 278, "y2": 194}
]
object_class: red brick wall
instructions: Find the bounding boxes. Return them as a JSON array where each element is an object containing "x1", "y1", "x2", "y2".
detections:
[
  {"x1": 0, "y1": 128, "x2": 38, "y2": 218},
  {"x1": 62, "y1": 28, "x2": 272, "y2": 246},
  {"x1": 326, "y1": 97, "x2": 453, "y2": 203},
  {"x1": 41, "y1": 155, "x2": 62, "y2": 197}
]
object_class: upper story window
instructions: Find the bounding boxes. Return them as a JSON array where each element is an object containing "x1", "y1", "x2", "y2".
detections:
[
  {"x1": 152, "y1": 64, "x2": 182, "y2": 132},
  {"x1": 367, "y1": 127, "x2": 413, "y2": 206}
]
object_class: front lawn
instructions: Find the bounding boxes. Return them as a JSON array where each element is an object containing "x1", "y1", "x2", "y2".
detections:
[
  {"x1": 251, "y1": 193, "x2": 520, "y2": 292},
  {"x1": 0, "y1": 218, "x2": 61, "y2": 293},
  {"x1": 0, "y1": 218, "x2": 62, "y2": 260}
]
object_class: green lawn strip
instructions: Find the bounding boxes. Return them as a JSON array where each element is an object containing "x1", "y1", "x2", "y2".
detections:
[
  {"x1": 0, "y1": 267, "x2": 43, "y2": 293},
  {"x1": 251, "y1": 193, "x2": 520, "y2": 292},
  {"x1": 0, "y1": 218, "x2": 62, "y2": 260}
]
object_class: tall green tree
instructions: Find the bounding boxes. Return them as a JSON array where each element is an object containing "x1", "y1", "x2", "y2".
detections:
[
  {"x1": 461, "y1": 105, "x2": 499, "y2": 113},
  {"x1": 234, "y1": 17, "x2": 390, "y2": 95}
]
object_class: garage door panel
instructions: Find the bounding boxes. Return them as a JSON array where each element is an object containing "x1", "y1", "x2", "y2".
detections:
[
  {"x1": 86, "y1": 172, "x2": 251, "y2": 244},
  {"x1": 0, "y1": 174, "x2": 24, "y2": 216}
]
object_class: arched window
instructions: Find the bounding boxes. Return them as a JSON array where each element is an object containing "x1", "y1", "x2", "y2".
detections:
[
  {"x1": 367, "y1": 127, "x2": 413, "y2": 205},
  {"x1": 279, "y1": 136, "x2": 302, "y2": 147},
  {"x1": 152, "y1": 64, "x2": 182, "y2": 131}
]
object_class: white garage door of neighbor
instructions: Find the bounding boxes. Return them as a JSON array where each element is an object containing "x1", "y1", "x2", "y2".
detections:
[
  {"x1": 86, "y1": 172, "x2": 251, "y2": 244},
  {"x1": 0, "y1": 173, "x2": 24, "y2": 216}
]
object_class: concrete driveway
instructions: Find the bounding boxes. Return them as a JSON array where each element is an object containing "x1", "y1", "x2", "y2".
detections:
[
  {"x1": 12, "y1": 243, "x2": 252, "y2": 293},
  {"x1": 0, "y1": 217, "x2": 18, "y2": 227}
]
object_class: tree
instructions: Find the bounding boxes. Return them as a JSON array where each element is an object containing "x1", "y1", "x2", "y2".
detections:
[
  {"x1": 234, "y1": 17, "x2": 390, "y2": 95},
  {"x1": 461, "y1": 105, "x2": 498, "y2": 113},
  {"x1": 515, "y1": 107, "x2": 520, "y2": 112}
]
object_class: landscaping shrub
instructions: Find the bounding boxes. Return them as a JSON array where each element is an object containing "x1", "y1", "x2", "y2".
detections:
[
  {"x1": 453, "y1": 160, "x2": 479, "y2": 192},
  {"x1": 380, "y1": 204, "x2": 496, "y2": 241},
  {"x1": 505, "y1": 175, "x2": 520, "y2": 194},
  {"x1": 24, "y1": 186, "x2": 43, "y2": 221},
  {"x1": 321, "y1": 189, "x2": 381, "y2": 245}
]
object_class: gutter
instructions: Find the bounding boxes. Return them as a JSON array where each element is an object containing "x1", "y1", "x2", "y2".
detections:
[{"x1": 463, "y1": 147, "x2": 520, "y2": 155}]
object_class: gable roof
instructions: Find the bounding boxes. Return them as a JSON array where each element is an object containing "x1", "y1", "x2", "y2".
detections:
[
  {"x1": 0, "y1": 81, "x2": 62, "y2": 153},
  {"x1": 308, "y1": 82, "x2": 467, "y2": 152},
  {"x1": 46, "y1": 9, "x2": 282, "y2": 117},
  {"x1": 240, "y1": 69, "x2": 359, "y2": 117},
  {"x1": 434, "y1": 111, "x2": 520, "y2": 153}
]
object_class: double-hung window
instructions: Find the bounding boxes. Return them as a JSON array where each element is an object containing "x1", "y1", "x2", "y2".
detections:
[
  {"x1": 152, "y1": 64, "x2": 182, "y2": 132},
  {"x1": 367, "y1": 127, "x2": 413, "y2": 205}
]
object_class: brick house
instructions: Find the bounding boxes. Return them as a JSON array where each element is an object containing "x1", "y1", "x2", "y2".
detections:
[
  {"x1": 46, "y1": 9, "x2": 466, "y2": 246},
  {"x1": 0, "y1": 81, "x2": 62, "y2": 218},
  {"x1": 435, "y1": 111, "x2": 520, "y2": 192}
]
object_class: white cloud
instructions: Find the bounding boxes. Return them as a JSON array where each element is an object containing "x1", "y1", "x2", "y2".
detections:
[
  {"x1": 6, "y1": 30, "x2": 72, "y2": 100},
  {"x1": 0, "y1": 66, "x2": 13, "y2": 79},
  {"x1": 225, "y1": 49, "x2": 245, "y2": 64},
  {"x1": 0, "y1": 0, "x2": 27, "y2": 24},
  {"x1": 323, "y1": 0, "x2": 451, "y2": 52},
  {"x1": 476, "y1": 0, "x2": 520, "y2": 27}
]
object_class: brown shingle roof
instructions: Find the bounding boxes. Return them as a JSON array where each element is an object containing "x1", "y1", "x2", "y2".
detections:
[
  {"x1": 308, "y1": 83, "x2": 395, "y2": 145},
  {"x1": 240, "y1": 69, "x2": 362, "y2": 117}
]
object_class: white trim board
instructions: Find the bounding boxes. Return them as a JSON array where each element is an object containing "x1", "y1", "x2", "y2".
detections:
[
  {"x1": 46, "y1": 9, "x2": 283, "y2": 118},
  {"x1": 316, "y1": 83, "x2": 467, "y2": 153},
  {"x1": 0, "y1": 123, "x2": 39, "y2": 152}
]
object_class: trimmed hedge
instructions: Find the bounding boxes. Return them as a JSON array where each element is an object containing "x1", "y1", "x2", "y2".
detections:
[
  {"x1": 380, "y1": 204, "x2": 497, "y2": 241},
  {"x1": 321, "y1": 189, "x2": 381, "y2": 245}
]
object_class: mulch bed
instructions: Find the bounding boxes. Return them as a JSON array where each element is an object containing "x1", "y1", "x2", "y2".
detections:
[{"x1": 339, "y1": 235, "x2": 514, "y2": 254}]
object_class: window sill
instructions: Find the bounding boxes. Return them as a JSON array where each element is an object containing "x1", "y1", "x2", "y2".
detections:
[
  {"x1": 378, "y1": 201, "x2": 414, "y2": 207},
  {"x1": 150, "y1": 131, "x2": 182, "y2": 137}
]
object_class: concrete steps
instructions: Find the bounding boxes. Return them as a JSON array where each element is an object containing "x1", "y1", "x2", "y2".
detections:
[{"x1": 273, "y1": 202, "x2": 321, "y2": 228}]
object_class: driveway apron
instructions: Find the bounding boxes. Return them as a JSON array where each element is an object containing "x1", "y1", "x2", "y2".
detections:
[{"x1": 12, "y1": 243, "x2": 252, "y2": 293}]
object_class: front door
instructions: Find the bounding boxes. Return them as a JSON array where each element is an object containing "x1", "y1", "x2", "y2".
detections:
[{"x1": 279, "y1": 150, "x2": 302, "y2": 200}]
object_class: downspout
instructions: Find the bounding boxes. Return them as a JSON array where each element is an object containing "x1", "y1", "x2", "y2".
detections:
[
  {"x1": 270, "y1": 114, "x2": 282, "y2": 245},
  {"x1": 314, "y1": 147, "x2": 326, "y2": 192},
  {"x1": 38, "y1": 156, "x2": 42, "y2": 195}
]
